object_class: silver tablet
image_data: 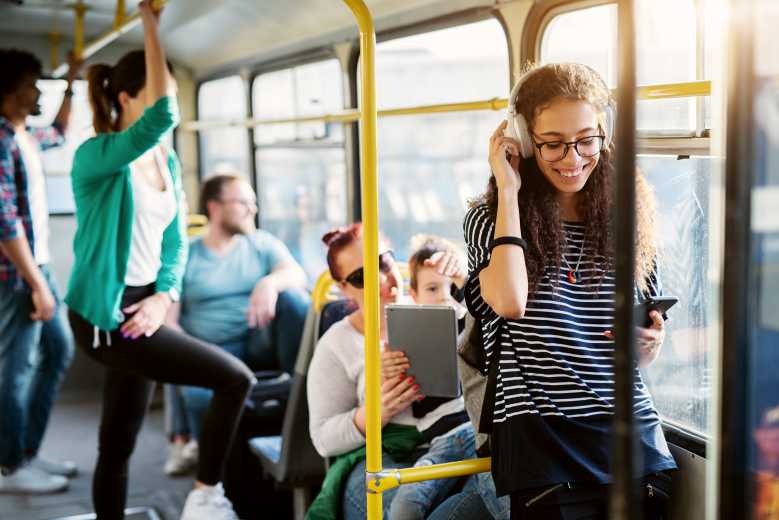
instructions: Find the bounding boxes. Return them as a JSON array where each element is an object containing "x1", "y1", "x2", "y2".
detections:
[{"x1": 386, "y1": 304, "x2": 461, "y2": 398}]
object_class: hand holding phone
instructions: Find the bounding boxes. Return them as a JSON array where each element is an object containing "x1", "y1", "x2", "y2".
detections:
[{"x1": 634, "y1": 296, "x2": 678, "y2": 328}]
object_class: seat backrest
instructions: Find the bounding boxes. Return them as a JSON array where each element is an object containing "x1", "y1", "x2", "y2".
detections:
[{"x1": 318, "y1": 299, "x2": 356, "y2": 339}]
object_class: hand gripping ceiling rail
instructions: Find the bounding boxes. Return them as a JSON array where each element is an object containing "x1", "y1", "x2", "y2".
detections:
[
  {"x1": 341, "y1": 2, "x2": 491, "y2": 519},
  {"x1": 51, "y1": 0, "x2": 167, "y2": 78}
]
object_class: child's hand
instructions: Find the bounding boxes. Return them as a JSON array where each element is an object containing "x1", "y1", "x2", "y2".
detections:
[{"x1": 424, "y1": 251, "x2": 467, "y2": 289}]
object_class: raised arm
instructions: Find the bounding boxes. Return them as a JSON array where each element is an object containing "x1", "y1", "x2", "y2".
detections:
[
  {"x1": 73, "y1": 1, "x2": 179, "y2": 182},
  {"x1": 472, "y1": 122, "x2": 529, "y2": 320}
]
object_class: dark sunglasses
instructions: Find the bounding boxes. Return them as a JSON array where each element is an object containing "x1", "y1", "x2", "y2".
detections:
[{"x1": 342, "y1": 250, "x2": 395, "y2": 289}]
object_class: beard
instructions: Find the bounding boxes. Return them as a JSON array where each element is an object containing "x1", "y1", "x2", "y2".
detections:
[{"x1": 220, "y1": 219, "x2": 252, "y2": 237}]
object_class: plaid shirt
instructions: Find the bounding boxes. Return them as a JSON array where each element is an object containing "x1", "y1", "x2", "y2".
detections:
[{"x1": 0, "y1": 116, "x2": 64, "y2": 287}]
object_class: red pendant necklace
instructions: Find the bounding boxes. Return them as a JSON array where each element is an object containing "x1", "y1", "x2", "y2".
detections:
[{"x1": 562, "y1": 231, "x2": 585, "y2": 284}]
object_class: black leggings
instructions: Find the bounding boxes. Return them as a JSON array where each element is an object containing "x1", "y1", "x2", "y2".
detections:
[{"x1": 69, "y1": 284, "x2": 255, "y2": 520}]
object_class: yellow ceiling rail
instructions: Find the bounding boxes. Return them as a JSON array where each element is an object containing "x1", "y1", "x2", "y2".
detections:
[
  {"x1": 181, "y1": 81, "x2": 711, "y2": 132},
  {"x1": 73, "y1": 2, "x2": 86, "y2": 59},
  {"x1": 114, "y1": 0, "x2": 126, "y2": 29},
  {"x1": 52, "y1": 0, "x2": 167, "y2": 78}
]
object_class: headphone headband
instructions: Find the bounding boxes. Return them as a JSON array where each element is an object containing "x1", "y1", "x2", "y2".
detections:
[{"x1": 505, "y1": 64, "x2": 616, "y2": 159}]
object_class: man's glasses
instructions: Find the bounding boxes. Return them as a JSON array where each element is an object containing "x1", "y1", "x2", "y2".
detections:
[
  {"x1": 220, "y1": 198, "x2": 257, "y2": 211},
  {"x1": 342, "y1": 251, "x2": 395, "y2": 289},
  {"x1": 532, "y1": 135, "x2": 605, "y2": 163}
]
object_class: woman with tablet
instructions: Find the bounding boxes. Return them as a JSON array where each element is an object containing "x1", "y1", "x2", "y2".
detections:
[
  {"x1": 306, "y1": 224, "x2": 489, "y2": 520},
  {"x1": 464, "y1": 62, "x2": 676, "y2": 519}
]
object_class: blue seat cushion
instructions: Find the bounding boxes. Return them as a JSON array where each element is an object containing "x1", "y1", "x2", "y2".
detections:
[{"x1": 249, "y1": 435, "x2": 282, "y2": 465}]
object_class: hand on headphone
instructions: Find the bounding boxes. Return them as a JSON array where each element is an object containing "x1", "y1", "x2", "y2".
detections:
[{"x1": 489, "y1": 120, "x2": 522, "y2": 192}]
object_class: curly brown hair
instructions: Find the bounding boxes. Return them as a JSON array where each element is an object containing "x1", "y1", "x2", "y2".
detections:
[{"x1": 472, "y1": 63, "x2": 657, "y2": 294}]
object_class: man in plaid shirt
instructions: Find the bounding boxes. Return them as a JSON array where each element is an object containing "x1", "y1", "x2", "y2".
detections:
[{"x1": 0, "y1": 49, "x2": 81, "y2": 494}]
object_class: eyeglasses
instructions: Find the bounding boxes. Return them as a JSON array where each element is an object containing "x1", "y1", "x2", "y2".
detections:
[
  {"x1": 220, "y1": 198, "x2": 257, "y2": 211},
  {"x1": 532, "y1": 135, "x2": 606, "y2": 163},
  {"x1": 341, "y1": 250, "x2": 395, "y2": 289}
]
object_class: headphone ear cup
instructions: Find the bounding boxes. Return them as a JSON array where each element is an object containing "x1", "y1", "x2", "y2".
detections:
[
  {"x1": 604, "y1": 102, "x2": 616, "y2": 149},
  {"x1": 512, "y1": 114, "x2": 535, "y2": 159}
]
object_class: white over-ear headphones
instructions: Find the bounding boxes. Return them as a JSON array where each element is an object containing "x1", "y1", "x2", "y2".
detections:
[{"x1": 504, "y1": 64, "x2": 617, "y2": 159}]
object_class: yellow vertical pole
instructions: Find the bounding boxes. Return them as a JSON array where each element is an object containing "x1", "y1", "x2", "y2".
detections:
[
  {"x1": 342, "y1": 1, "x2": 381, "y2": 518},
  {"x1": 114, "y1": 0, "x2": 126, "y2": 29},
  {"x1": 73, "y1": 2, "x2": 87, "y2": 59}
]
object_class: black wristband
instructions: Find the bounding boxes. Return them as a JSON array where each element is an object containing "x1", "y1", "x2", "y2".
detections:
[
  {"x1": 63, "y1": 88, "x2": 74, "y2": 97},
  {"x1": 489, "y1": 236, "x2": 527, "y2": 254}
]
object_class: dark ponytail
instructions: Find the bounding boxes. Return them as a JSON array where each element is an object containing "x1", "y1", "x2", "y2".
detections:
[
  {"x1": 85, "y1": 49, "x2": 174, "y2": 134},
  {"x1": 87, "y1": 63, "x2": 116, "y2": 133}
]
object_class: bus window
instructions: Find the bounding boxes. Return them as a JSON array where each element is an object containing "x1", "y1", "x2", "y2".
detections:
[
  {"x1": 363, "y1": 19, "x2": 509, "y2": 259},
  {"x1": 541, "y1": 0, "x2": 702, "y2": 134},
  {"x1": 636, "y1": 155, "x2": 721, "y2": 436},
  {"x1": 28, "y1": 79, "x2": 92, "y2": 214},
  {"x1": 197, "y1": 75, "x2": 250, "y2": 178},
  {"x1": 252, "y1": 59, "x2": 346, "y2": 282}
]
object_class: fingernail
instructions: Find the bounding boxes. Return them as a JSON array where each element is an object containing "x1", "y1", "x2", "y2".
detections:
[
  {"x1": 397, "y1": 374, "x2": 405, "y2": 381},
  {"x1": 406, "y1": 376, "x2": 414, "y2": 384},
  {"x1": 413, "y1": 384, "x2": 420, "y2": 391}
]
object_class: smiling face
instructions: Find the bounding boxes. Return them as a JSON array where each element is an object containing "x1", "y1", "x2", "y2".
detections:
[{"x1": 530, "y1": 97, "x2": 602, "y2": 194}]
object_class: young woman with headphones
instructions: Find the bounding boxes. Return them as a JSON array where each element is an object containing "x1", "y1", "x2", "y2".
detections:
[{"x1": 464, "y1": 63, "x2": 677, "y2": 519}]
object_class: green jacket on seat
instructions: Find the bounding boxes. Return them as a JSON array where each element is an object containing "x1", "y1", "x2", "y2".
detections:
[
  {"x1": 305, "y1": 424, "x2": 424, "y2": 520},
  {"x1": 65, "y1": 96, "x2": 187, "y2": 331}
]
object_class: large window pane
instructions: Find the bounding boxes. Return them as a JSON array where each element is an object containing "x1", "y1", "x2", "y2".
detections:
[
  {"x1": 255, "y1": 148, "x2": 346, "y2": 280},
  {"x1": 540, "y1": 1, "x2": 701, "y2": 134},
  {"x1": 252, "y1": 59, "x2": 346, "y2": 281},
  {"x1": 198, "y1": 76, "x2": 250, "y2": 178},
  {"x1": 364, "y1": 19, "x2": 508, "y2": 259},
  {"x1": 27, "y1": 79, "x2": 92, "y2": 214},
  {"x1": 253, "y1": 60, "x2": 344, "y2": 145},
  {"x1": 638, "y1": 155, "x2": 721, "y2": 435}
]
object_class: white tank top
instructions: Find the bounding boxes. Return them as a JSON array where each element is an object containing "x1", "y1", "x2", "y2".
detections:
[{"x1": 124, "y1": 148, "x2": 177, "y2": 287}]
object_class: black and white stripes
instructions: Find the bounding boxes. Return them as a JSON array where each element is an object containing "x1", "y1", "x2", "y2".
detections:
[{"x1": 463, "y1": 204, "x2": 659, "y2": 424}]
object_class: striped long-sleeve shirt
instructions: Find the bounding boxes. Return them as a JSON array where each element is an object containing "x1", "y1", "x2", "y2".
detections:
[
  {"x1": 0, "y1": 117, "x2": 63, "y2": 287},
  {"x1": 463, "y1": 203, "x2": 676, "y2": 496}
]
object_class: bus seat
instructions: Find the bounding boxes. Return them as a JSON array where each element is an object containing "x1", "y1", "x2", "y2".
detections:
[{"x1": 248, "y1": 299, "x2": 355, "y2": 518}]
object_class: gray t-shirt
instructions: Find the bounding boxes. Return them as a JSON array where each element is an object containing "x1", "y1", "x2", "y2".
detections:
[{"x1": 180, "y1": 230, "x2": 293, "y2": 347}]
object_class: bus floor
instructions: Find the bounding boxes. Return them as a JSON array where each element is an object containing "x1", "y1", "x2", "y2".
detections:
[{"x1": 0, "y1": 391, "x2": 192, "y2": 520}]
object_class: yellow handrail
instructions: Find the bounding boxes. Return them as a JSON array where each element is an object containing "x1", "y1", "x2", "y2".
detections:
[
  {"x1": 342, "y1": 2, "x2": 382, "y2": 518},
  {"x1": 179, "y1": 80, "x2": 712, "y2": 132},
  {"x1": 52, "y1": 0, "x2": 167, "y2": 78},
  {"x1": 367, "y1": 458, "x2": 492, "y2": 493}
]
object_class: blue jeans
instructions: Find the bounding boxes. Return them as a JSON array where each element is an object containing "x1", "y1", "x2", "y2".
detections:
[
  {"x1": 427, "y1": 475, "x2": 492, "y2": 520},
  {"x1": 0, "y1": 266, "x2": 74, "y2": 469},
  {"x1": 389, "y1": 424, "x2": 478, "y2": 520},
  {"x1": 342, "y1": 452, "x2": 410, "y2": 520},
  {"x1": 180, "y1": 289, "x2": 310, "y2": 439}
]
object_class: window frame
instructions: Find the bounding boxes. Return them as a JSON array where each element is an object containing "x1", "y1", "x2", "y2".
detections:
[
  {"x1": 347, "y1": 11, "x2": 511, "y2": 252},
  {"x1": 249, "y1": 52, "x2": 348, "y2": 231}
]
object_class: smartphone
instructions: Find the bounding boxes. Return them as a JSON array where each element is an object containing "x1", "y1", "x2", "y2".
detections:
[{"x1": 634, "y1": 296, "x2": 678, "y2": 327}]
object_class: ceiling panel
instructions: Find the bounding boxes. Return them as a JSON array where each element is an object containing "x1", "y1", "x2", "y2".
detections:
[{"x1": 0, "y1": 0, "x2": 498, "y2": 75}]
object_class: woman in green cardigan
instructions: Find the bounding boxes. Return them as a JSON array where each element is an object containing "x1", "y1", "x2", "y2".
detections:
[{"x1": 65, "y1": 3, "x2": 252, "y2": 519}]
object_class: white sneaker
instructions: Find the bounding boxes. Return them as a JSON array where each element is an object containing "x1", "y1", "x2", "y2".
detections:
[
  {"x1": 182, "y1": 440, "x2": 199, "y2": 463},
  {"x1": 180, "y1": 483, "x2": 239, "y2": 520},
  {"x1": 165, "y1": 441, "x2": 197, "y2": 476},
  {"x1": 0, "y1": 465, "x2": 68, "y2": 494},
  {"x1": 28, "y1": 455, "x2": 78, "y2": 477}
]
